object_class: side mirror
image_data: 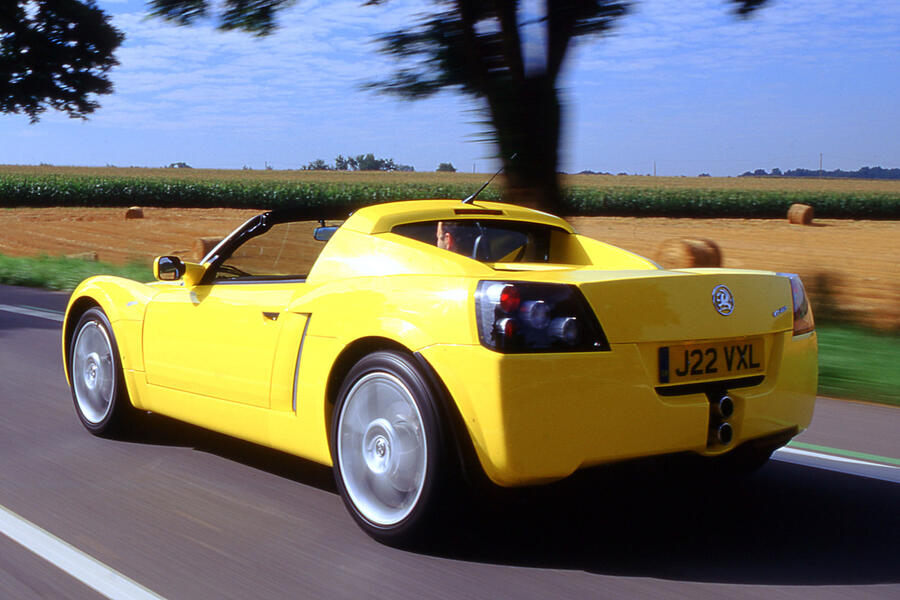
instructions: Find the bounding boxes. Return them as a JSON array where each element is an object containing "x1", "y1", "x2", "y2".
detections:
[
  {"x1": 154, "y1": 256, "x2": 185, "y2": 281},
  {"x1": 153, "y1": 256, "x2": 206, "y2": 286},
  {"x1": 314, "y1": 226, "x2": 339, "y2": 242}
]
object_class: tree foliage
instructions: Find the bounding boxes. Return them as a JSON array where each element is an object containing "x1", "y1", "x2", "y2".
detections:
[
  {"x1": 740, "y1": 166, "x2": 900, "y2": 180},
  {"x1": 303, "y1": 153, "x2": 414, "y2": 171},
  {"x1": 148, "y1": 0, "x2": 293, "y2": 36},
  {"x1": 1, "y1": 0, "x2": 124, "y2": 122}
]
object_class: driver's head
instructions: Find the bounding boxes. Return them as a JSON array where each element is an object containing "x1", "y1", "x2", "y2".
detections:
[{"x1": 436, "y1": 221, "x2": 475, "y2": 255}]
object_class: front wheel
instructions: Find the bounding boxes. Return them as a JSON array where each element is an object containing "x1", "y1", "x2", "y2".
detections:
[
  {"x1": 331, "y1": 351, "x2": 453, "y2": 546},
  {"x1": 68, "y1": 307, "x2": 133, "y2": 436}
]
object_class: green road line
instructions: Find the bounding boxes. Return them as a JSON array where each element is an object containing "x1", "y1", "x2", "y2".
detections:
[{"x1": 787, "y1": 441, "x2": 900, "y2": 467}]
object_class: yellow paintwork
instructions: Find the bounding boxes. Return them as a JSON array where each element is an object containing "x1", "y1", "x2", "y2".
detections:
[{"x1": 62, "y1": 199, "x2": 817, "y2": 486}]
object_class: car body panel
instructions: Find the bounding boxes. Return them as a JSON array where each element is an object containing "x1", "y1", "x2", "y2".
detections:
[
  {"x1": 420, "y1": 330, "x2": 816, "y2": 485},
  {"x1": 62, "y1": 199, "x2": 818, "y2": 487},
  {"x1": 143, "y1": 283, "x2": 299, "y2": 408},
  {"x1": 339, "y1": 199, "x2": 576, "y2": 235}
]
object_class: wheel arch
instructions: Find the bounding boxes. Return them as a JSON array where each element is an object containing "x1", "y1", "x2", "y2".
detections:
[
  {"x1": 323, "y1": 336, "x2": 488, "y2": 491},
  {"x1": 62, "y1": 295, "x2": 103, "y2": 384},
  {"x1": 62, "y1": 276, "x2": 158, "y2": 396},
  {"x1": 324, "y1": 336, "x2": 410, "y2": 410}
]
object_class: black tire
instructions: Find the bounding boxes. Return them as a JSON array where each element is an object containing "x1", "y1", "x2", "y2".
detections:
[
  {"x1": 68, "y1": 307, "x2": 134, "y2": 437},
  {"x1": 330, "y1": 350, "x2": 454, "y2": 546}
]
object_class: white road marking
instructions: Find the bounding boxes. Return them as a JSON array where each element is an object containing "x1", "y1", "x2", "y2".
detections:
[
  {"x1": 774, "y1": 447, "x2": 900, "y2": 484},
  {"x1": 775, "y1": 447, "x2": 899, "y2": 470},
  {"x1": 0, "y1": 304, "x2": 64, "y2": 322},
  {"x1": 0, "y1": 504, "x2": 165, "y2": 600}
]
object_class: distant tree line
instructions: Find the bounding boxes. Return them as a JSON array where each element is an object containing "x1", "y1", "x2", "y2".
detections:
[
  {"x1": 739, "y1": 166, "x2": 900, "y2": 180},
  {"x1": 303, "y1": 154, "x2": 415, "y2": 172}
]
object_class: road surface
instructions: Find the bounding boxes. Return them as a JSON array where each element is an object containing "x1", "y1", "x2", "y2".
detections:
[{"x1": 1, "y1": 284, "x2": 897, "y2": 599}]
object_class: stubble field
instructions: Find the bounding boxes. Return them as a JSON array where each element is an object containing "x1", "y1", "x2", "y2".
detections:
[{"x1": 0, "y1": 205, "x2": 897, "y2": 330}]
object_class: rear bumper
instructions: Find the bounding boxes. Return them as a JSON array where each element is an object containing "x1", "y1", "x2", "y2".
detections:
[{"x1": 420, "y1": 331, "x2": 817, "y2": 486}]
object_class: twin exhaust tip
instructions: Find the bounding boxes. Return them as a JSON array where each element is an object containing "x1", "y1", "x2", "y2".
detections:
[
  {"x1": 716, "y1": 422, "x2": 734, "y2": 445},
  {"x1": 713, "y1": 395, "x2": 735, "y2": 419},
  {"x1": 710, "y1": 394, "x2": 735, "y2": 446}
]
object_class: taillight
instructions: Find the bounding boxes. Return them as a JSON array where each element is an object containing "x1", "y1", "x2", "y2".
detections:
[
  {"x1": 475, "y1": 281, "x2": 610, "y2": 353},
  {"x1": 777, "y1": 273, "x2": 815, "y2": 336}
]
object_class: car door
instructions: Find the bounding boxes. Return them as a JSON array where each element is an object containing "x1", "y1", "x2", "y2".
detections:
[{"x1": 143, "y1": 219, "x2": 321, "y2": 408}]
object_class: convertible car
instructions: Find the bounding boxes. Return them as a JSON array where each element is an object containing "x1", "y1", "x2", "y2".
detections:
[{"x1": 63, "y1": 199, "x2": 817, "y2": 543}]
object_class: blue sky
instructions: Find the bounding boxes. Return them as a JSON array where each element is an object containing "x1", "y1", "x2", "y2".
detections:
[{"x1": 2, "y1": 0, "x2": 898, "y2": 176}]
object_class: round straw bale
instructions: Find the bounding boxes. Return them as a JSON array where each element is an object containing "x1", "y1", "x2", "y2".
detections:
[
  {"x1": 656, "y1": 238, "x2": 722, "y2": 268},
  {"x1": 788, "y1": 203, "x2": 814, "y2": 225},
  {"x1": 124, "y1": 206, "x2": 144, "y2": 219},
  {"x1": 193, "y1": 237, "x2": 223, "y2": 262}
]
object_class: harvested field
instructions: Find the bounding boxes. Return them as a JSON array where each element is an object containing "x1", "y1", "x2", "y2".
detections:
[
  {"x1": 569, "y1": 216, "x2": 899, "y2": 330},
  {"x1": 0, "y1": 207, "x2": 897, "y2": 329}
]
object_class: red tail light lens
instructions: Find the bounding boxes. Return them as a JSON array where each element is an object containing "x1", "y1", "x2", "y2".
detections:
[
  {"x1": 777, "y1": 273, "x2": 815, "y2": 336},
  {"x1": 476, "y1": 282, "x2": 609, "y2": 353},
  {"x1": 499, "y1": 285, "x2": 521, "y2": 313}
]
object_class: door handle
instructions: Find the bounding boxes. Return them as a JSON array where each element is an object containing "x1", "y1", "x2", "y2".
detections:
[{"x1": 262, "y1": 311, "x2": 280, "y2": 321}]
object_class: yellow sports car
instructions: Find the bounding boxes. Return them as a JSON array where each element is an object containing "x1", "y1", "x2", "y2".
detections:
[{"x1": 62, "y1": 199, "x2": 817, "y2": 544}]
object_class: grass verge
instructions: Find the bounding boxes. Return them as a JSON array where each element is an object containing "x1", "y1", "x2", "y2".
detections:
[
  {"x1": 0, "y1": 254, "x2": 152, "y2": 292},
  {"x1": 0, "y1": 254, "x2": 896, "y2": 407},
  {"x1": 816, "y1": 322, "x2": 900, "y2": 407}
]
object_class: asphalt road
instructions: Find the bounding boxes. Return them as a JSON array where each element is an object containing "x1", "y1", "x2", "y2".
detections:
[{"x1": 1, "y1": 284, "x2": 898, "y2": 599}]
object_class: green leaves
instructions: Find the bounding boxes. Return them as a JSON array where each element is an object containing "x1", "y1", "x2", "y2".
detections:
[
  {"x1": 0, "y1": 173, "x2": 897, "y2": 219},
  {"x1": 1, "y1": 0, "x2": 124, "y2": 122},
  {"x1": 147, "y1": 0, "x2": 295, "y2": 36},
  {"x1": 562, "y1": 186, "x2": 900, "y2": 218}
]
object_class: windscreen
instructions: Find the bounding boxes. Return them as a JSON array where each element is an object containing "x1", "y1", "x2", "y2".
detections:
[{"x1": 392, "y1": 220, "x2": 559, "y2": 263}]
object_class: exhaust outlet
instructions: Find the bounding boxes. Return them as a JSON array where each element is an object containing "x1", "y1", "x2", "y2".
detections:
[
  {"x1": 713, "y1": 395, "x2": 735, "y2": 419},
  {"x1": 716, "y1": 422, "x2": 734, "y2": 445}
]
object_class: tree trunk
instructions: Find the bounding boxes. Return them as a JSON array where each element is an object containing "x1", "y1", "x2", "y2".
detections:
[{"x1": 487, "y1": 74, "x2": 563, "y2": 215}]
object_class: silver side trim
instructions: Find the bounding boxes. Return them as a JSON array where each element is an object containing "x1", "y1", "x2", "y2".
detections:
[{"x1": 293, "y1": 316, "x2": 312, "y2": 414}]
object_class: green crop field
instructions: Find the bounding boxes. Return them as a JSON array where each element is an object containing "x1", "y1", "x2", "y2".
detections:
[
  {"x1": 3, "y1": 164, "x2": 900, "y2": 193},
  {"x1": 1, "y1": 165, "x2": 899, "y2": 218}
]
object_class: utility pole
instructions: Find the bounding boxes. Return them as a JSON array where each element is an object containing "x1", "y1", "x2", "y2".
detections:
[
  {"x1": 819, "y1": 153, "x2": 823, "y2": 177},
  {"x1": 653, "y1": 161, "x2": 657, "y2": 177}
]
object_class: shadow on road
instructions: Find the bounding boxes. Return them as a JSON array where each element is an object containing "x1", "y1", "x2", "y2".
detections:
[
  {"x1": 117, "y1": 412, "x2": 337, "y2": 493},
  {"x1": 113, "y1": 411, "x2": 898, "y2": 587},
  {"x1": 429, "y1": 457, "x2": 900, "y2": 586}
]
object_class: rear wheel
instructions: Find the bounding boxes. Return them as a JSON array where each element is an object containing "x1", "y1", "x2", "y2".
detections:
[
  {"x1": 331, "y1": 351, "x2": 452, "y2": 546},
  {"x1": 68, "y1": 307, "x2": 133, "y2": 436}
]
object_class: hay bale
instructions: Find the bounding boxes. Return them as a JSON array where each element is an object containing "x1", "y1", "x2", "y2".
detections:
[
  {"x1": 656, "y1": 238, "x2": 722, "y2": 268},
  {"x1": 125, "y1": 206, "x2": 144, "y2": 219},
  {"x1": 192, "y1": 237, "x2": 223, "y2": 262},
  {"x1": 67, "y1": 251, "x2": 98, "y2": 262},
  {"x1": 788, "y1": 203, "x2": 814, "y2": 225}
]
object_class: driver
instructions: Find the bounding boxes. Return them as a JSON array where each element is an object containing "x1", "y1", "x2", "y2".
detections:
[{"x1": 436, "y1": 221, "x2": 475, "y2": 256}]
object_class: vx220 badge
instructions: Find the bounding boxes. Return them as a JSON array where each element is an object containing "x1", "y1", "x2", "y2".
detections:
[{"x1": 712, "y1": 284, "x2": 734, "y2": 316}]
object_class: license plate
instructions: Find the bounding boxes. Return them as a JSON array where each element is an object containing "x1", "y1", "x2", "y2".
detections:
[{"x1": 658, "y1": 338, "x2": 764, "y2": 384}]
